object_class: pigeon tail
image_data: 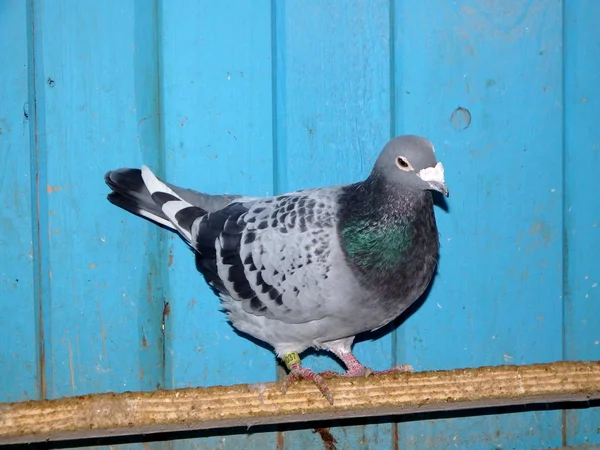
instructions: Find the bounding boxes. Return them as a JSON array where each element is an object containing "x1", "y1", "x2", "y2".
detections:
[
  {"x1": 139, "y1": 165, "x2": 207, "y2": 245},
  {"x1": 105, "y1": 167, "x2": 208, "y2": 244},
  {"x1": 105, "y1": 168, "x2": 174, "y2": 230}
]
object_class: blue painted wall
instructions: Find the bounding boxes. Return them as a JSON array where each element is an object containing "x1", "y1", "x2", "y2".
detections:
[{"x1": 1, "y1": 0, "x2": 599, "y2": 448}]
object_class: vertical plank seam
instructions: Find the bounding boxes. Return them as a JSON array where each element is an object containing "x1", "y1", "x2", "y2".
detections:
[
  {"x1": 271, "y1": 0, "x2": 286, "y2": 197},
  {"x1": 271, "y1": 1, "x2": 286, "y2": 447},
  {"x1": 26, "y1": 0, "x2": 50, "y2": 401},
  {"x1": 389, "y1": 0, "x2": 400, "y2": 448},
  {"x1": 560, "y1": 0, "x2": 569, "y2": 446},
  {"x1": 133, "y1": 0, "x2": 170, "y2": 395},
  {"x1": 154, "y1": 0, "x2": 169, "y2": 394}
]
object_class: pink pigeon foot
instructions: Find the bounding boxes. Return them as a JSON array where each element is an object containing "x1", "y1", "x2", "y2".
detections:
[
  {"x1": 282, "y1": 361, "x2": 333, "y2": 404},
  {"x1": 321, "y1": 349, "x2": 414, "y2": 378},
  {"x1": 280, "y1": 352, "x2": 334, "y2": 403}
]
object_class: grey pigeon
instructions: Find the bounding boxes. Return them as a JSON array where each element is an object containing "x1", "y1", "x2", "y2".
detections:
[{"x1": 105, "y1": 135, "x2": 448, "y2": 403}]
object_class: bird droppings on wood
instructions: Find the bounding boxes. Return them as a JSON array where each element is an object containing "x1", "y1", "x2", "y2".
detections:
[
  {"x1": 247, "y1": 382, "x2": 269, "y2": 404},
  {"x1": 1, "y1": 361, "x2": 599, "y2": 445}
]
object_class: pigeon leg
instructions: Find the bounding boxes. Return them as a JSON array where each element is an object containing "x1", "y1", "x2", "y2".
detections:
[
  {"x1": 325, "y1": 348, "x2": 414, "y2": 377},
  {"x1": 320, "y1": 349, "x2": 372, "y2": 377},
  {"x1": 280, "y1": 352, "x2": 333, "y2": 404},
  {"x1": 330, "y1": 349, "x2": 372, "y2": 376}
]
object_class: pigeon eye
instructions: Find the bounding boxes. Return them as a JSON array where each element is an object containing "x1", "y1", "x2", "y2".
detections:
[{"x1": 396, "y1": 156, "x2": 412, "y2": 171}]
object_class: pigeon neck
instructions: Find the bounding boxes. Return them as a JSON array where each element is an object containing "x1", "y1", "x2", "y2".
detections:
[{"x1": 338, "y1": 174, "x2": 435, "y2": 274}]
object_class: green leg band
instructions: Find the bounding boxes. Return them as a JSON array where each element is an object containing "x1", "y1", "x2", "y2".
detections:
[{"x1": 282, "y1": 352, "x2": 301, "y2": 369}]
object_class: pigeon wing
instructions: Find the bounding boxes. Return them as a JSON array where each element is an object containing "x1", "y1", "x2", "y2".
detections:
[{"x1": 192, "y1": 188, "x2": 341, "y2": 324}]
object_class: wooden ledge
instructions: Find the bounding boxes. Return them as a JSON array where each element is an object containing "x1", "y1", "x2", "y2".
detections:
[{"x1": 1, "y1": 361, "x2": 599, "y2": 445}]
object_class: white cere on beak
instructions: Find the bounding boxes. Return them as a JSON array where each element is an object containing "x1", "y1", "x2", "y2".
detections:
[
  {"x1": 417, "y1": 162, "x2": 449, "y2": 196},
  {"x1": 417, "y1": 162, "x2": 445, "y2": 184}
]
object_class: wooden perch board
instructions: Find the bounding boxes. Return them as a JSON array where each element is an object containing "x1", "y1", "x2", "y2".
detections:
[{"x1": 1, "y1": 361, "x2": 599, "y2": 445}]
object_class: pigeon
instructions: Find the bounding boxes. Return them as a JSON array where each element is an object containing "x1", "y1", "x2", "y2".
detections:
[{"x1": 105, "y1": 135, "x2": 448, "y2": 403}]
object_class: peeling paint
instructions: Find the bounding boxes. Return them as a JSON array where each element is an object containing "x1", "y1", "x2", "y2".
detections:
[
  {"x1": 67, "y1": 338, "x2": 75, "y2": 395},
  {"x1": 45, "y1": 185, "x2": 69, "y2": 194},
  {"x1": 101, "y1": 326, "x2": 106, "y2": 361},
  {"x1": 98, "y1": 303, "x2": 106, "y2": 361}
]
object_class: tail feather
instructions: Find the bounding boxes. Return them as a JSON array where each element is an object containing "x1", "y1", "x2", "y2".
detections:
[
  {"x1": 105, "y1": 166, "x2": 208, "y2": 245},
  {"x1": 139, "y1": 166, "x2": 207, "y2": 244},
  {"x1": 105, "y1": 168, "x2": 173, "y2": 230}
]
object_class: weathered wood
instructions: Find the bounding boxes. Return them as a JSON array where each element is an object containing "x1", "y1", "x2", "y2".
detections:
[{"x1": 1, "y1": 361, "x2": 599, "y2": 445}]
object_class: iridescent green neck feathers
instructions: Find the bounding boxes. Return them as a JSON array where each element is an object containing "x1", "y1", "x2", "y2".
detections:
[{"x1": 342, "y1": 217, "x2": 415, "y2": 270}]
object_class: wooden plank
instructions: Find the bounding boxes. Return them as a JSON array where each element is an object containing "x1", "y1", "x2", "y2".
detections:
[
  {"x1": 273, "y1": 1, "x2": 395, "y2": 447},
  {"x1": 30, "y1": 0, "x2": 165, "y2": 398},
  {"x1": 158, "y1": 2, "x2": 276, "y2": 448},
  {"x1": 393, "y1": 0, "x2": 566, "y2": 447},
  {"x1": 158, "y1": 0, "x2": 276, "y2": 387},
  {"x1": 0, "y1": 0, "x2": 37, "y2": 403},
  {"x1": 563, "y1": 0, "x2": 600, "y2": 446},
  {"x1": 1, "y1": 361, "x2": 599, "y2": 445}
]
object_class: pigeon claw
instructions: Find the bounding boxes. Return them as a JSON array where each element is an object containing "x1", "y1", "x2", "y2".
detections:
[
  {"x1": 282, "y1": 363, "x2": 334, "y2": 405},
  {"x1": 320, "y1": 363, "x2": 413, "y2": 379},
  {"x1": 320, "y1": 365, "x2": 372, "y2": 378},
  {"x1": 373, "y1": 364, "x2": 414, "y2": 375}
]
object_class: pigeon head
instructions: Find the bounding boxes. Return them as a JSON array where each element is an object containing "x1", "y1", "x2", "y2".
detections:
[{"x1": 372, "y1": 135, "x2": 449, "y2": 197}]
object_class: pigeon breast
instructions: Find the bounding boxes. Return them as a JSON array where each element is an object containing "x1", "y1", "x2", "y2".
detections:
[{"x1": 336, "y1": 176, "x2": 440, "y2": 316}]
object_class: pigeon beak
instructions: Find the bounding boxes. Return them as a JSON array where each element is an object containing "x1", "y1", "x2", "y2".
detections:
[
  {"x1": 428, "y1": 181, "x2": 449, "y2": 197},
  {"x1": 417, "y1": 162, "x2": 449, "y2": 197}
]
